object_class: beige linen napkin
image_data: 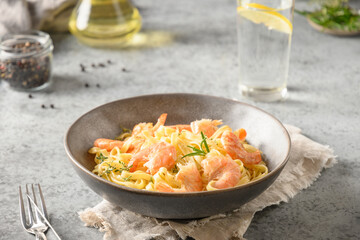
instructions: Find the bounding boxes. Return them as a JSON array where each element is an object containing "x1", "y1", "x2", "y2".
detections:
[{"x1": 79, "y1": 124, "x2": 337, "y2": 240}]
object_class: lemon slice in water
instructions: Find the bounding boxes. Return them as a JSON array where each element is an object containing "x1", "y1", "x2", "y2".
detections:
[{"x1": 237, "y1": 3, "x2": 293, "y2": 34}]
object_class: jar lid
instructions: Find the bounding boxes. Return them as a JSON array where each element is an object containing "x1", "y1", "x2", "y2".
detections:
[{"x1": 0, "y1": 30, "x2": 53, "y2": 59}]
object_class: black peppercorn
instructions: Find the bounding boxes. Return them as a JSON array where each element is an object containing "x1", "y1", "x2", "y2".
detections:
[
  {"x1": 0, "y1": 31, "x2": 53, "y2": 91},
  {"x1": 80, "y1": 64, "x2": 86, "y2": 72}
]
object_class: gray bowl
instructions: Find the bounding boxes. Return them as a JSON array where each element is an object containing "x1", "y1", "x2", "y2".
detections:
[{"x1": 64, "y1": 93, "x2": 291, "y2": 219}]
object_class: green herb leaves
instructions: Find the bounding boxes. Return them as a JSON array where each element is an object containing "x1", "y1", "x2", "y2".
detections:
[
  {"x1": 296, "y1": 1, "x2": 360, "y2": 32},
  {"x1": 96, "y1": 153, "x2": 108, "y2": 163},
  {"x1": 182, "y1": 132, "x2": 210, "y2": 158},
  {"x1": 119, "y1": 160, "x2": 132, "y2": 172},
  {"x1": 122, "y1": 175, "x2": 132, "y2": 181},
  {"x1": 172, "y1": 165, "x2": 179, "y2": 173},
  {"x1": 200, "y1": 132, "x2": 210, "y2": 153},
  {"x1": 115, "y1": 127, "x2": 132, "y2": 141},
  {"x1": 97, "y1": 155, "x2": 133, "y2": 178}
]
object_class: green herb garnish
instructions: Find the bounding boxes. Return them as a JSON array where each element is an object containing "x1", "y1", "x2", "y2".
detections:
[
  {"x1": 122, "y1": 175, "x2": 132, "y2": 181},
  {"x1": 200, "y1": 132, "x2": 210, "y2": 153},
  {"x1": 103, "y1": 165, "x2": 117, "y2": 175},
  {"x1": 118, "y1": 160, "x2": 132, "y2": 172},
  {"x1": 115, "y1": 127, "x2": 132, "y2": 141},
  {"x1": 296, "y1": 0, "x2": 360, "y2": 32},
  {"x1": 182, "y1": 131, "x2": 210, "y2": 158},
  {"x1": 96, "y1": 153, "x2": 108, "y2": 163},
  {"x1": 172, "y1": 165, "x2": 179, "y2": 173}
]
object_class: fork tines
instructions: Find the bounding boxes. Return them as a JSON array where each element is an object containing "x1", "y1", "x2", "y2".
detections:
[{"x1": 19, "y1": 184, "x2": 49, "y2": 231}]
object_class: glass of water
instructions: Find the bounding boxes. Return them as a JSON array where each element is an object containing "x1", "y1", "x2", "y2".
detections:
[{"x1": 237, "y1": 0, "x2": 295, "y2": 102}]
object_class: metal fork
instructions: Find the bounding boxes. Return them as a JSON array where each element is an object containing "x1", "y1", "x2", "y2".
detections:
[{"x1": 19, "y1": 184, "x2": 49, "y2": 240}]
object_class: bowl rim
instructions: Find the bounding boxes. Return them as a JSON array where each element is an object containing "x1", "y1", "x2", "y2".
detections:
[{"x1": 64, "y1": 93, "x2": 291, "y2": 197}]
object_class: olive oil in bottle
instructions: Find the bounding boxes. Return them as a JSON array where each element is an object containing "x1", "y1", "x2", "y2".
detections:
[{"x1": 69, "y1": 0, "x2": 142, "y2": 47}]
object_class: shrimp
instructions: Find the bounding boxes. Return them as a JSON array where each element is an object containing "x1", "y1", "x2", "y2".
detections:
[
  {"x1": 167, "y1": 124, "x2": 192, "y2": 132},
  {"x1": 94, "y1": 114, "x2": 167, "y2": 153},
  {"x1": 94, "y1": 138, "x2": 124, "y2": 152},
  {"x1": 132, "y1": 113, "x2": 167, "y2": 136},
  {"x1": 234, "y1": 128, "x2": 247, "y2": 141},
  {"x1": 94, "y1": 136, "x2": 144, "y2": 153},
  {"x1": 190, "y1": 119, "x2": 223, "y2": 138},
  {"x1": 155, "y1": 163, "x2": 203, "y2": 192},
  {"x1": 221, "y1": 130, "x2": 261, "y2": 165},
  {"x1": 143, "y1": 142, "x2": 176, "y2": 175},
  {"x1": 153, "y1": 113, "x2": 167, "y2": 131},
  {"x1": 201, "y1": 155, "x2": 241, "y2": 189},
  {"x1": 128, "y1": 142, "x2": 176, "y2": 174},
  {"x1": 122, "y1": 136, "x2": 145, "y2": 154}
]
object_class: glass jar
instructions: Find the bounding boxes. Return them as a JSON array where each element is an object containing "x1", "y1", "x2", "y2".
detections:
[{"x1": 0, "y1": 30, "x2": 54, "y2": 91}]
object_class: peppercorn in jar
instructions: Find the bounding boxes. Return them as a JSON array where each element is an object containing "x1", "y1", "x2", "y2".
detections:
[{"x1": 0, "y1": 31, "x2": 54, "y2": 91}]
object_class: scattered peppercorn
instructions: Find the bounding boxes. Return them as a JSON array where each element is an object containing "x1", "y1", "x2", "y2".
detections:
[
  {"x1": 1, "y1": 40, "x2": 51, "y2": 90},
  {"x1": 80, "y1": 64, "x2": 86, "y2": 72},
  {"x1": 98, "y1": 63, "x2": 105, "y2": 68},
  {"x1": 107, "y1": 60, "x2": 112, "y2": 64},
  {"x1": 50, "y1": 104, "x2": 55, "y2": 109},
  {"x1": 85, "y1": 83, "x2": 89, "y2": 88},
  {"x1": 41, "y1": 104, "x2": 46, "y2": 109},
  {"x1": 91, "y1": 64, "x2": 96, "y2": 68},
  {"x1": 122, "y1": 68, "x2": 126, "y2": 72},
  {"x1": 28, "y1": 94, "x2": 33, "y2": 99},
  {"x1": 96, "y1": 83, "x2": 100, "y2": 88}
]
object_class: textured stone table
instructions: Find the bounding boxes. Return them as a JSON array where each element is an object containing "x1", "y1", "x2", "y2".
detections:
[{"x1": 0, "y1": 0, "x2": 359, "y2": 239}]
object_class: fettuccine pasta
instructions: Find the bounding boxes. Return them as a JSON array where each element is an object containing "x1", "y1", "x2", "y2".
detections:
[{"x1": 89, "y1": 114, "x2": 268, "y2": 192}]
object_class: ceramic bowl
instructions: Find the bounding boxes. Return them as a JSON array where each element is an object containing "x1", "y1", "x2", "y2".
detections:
[{"x1": 64, "y1": 93, "x2": 291, "y2": 219}]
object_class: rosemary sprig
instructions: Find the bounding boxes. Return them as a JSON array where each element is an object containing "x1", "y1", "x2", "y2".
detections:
[
  {"x1": 182, "y1": 146, "x2": 207, "y2": 158},
  {"x1": 182, "y1": 131, "x2": 210, "y2": 158},
  {"x1": 200, "y1": 132, "x2": 210, "y2": 153}
]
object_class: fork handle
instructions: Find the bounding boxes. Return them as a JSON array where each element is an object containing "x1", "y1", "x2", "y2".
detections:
[{"x1": 35, "y1": 231, "x2": 47, "y2": 240}]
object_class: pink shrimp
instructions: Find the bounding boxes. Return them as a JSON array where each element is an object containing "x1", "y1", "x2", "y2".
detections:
[
  {"x1": 123, "y1": 136, "x2": 145, "y2": 154},
  {"x1": 94, "y1": 137, "x2": 144, "y2": 153},
  {"x1": 221, "y1": 130, "x2": 262, "y2": 165},
  {"x1": 201, "y1": 155, "x2": 241, "y2": 189},
  {"x1": 132, "y1": 113, "x2": 167, "y2": 136},
  {"x1": 167, "y1": 124, "x2": 192, "y2": 132},
  {"x1": 190, "y1": 119, "x2": 222, "y2": 138},
  {"x1": 128, "y1": 142, "x2": 176, "y2": 174},
  {"x1": 155, "y1": 163, "x2": 203, "y2": 192},
  {"x1": 94, "y1": 138, "x2": 124, "y2": 152}
]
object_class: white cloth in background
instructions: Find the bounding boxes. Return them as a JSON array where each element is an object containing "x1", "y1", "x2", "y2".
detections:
[
  {"x1": 79, "y1": 124, "x2": 337, "y2": 240},
  {"x1": 0, "y1": 0, "x2": 75, "y2": 36},
  {"x1": 0, "y1": 0, "x2": 31, "y2": 35}
]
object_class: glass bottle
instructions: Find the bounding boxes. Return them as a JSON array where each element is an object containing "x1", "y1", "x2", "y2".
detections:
[{"x1": 69, "y1": 0, "x2": 142, "y2": 47}]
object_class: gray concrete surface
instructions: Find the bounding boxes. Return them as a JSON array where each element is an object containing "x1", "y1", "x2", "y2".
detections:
[{"x1": 0, "y1": 0, "x2": 359, "y2": 239}]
